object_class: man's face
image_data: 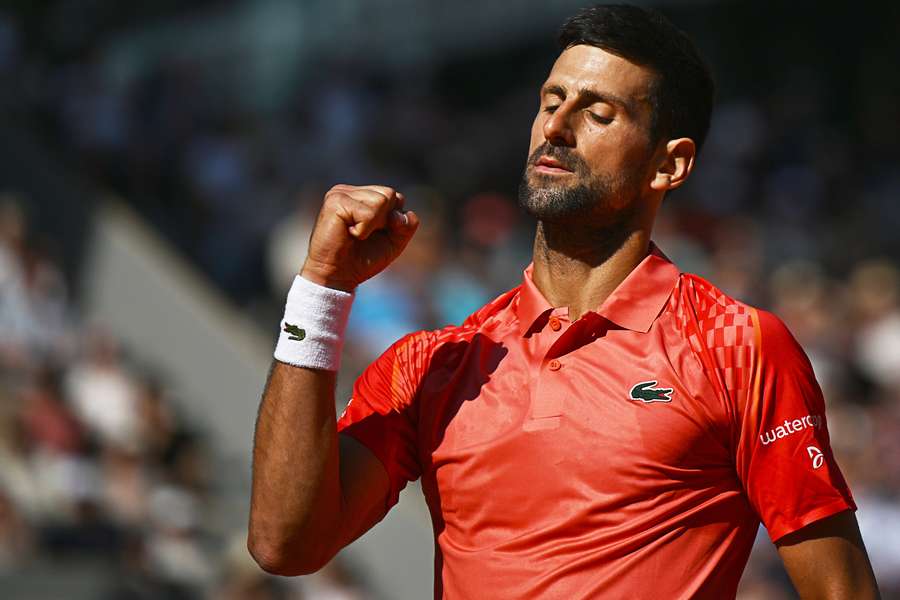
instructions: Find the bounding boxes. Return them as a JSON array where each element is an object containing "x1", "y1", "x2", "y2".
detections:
[{"x1": 518, "y1": 44, "x2": 660, "y2": 225}]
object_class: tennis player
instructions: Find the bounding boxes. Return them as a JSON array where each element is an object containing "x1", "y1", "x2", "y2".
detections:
[{"x1": 249, "y1": 4, "x2": 880, "y2": 598}]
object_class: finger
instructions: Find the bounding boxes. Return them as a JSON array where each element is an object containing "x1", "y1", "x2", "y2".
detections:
[
  {"x1": 346, "y1": 190, "x2": 401, "y2": 239},
  {"x1": 387, "y1": 209, "x2": 419, "y2": 242},
  {"x1": 347, "y1": 190, "x2": 403, "y2": 223},
  {"x1": 387, "y1": 210, "x2": 419, "y2": 257},
  {"x1": 403, "y1": 209, "x2": 420, "y2": 230},
  {"x1": 387, "y1": 209, "x2": 407, "y2": 229},
  {"x1": 347, "y1": 188, "x2": 399, "y2": 212},
  {"x1": 347, "y1": 201, "x2": 391, "y2": 240},
  {"x1": 365, "y1": 185, "x2": 398, "y2": 202}
]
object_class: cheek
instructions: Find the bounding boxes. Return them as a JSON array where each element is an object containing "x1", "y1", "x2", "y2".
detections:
[
  {"x1": 620, "y1": 139, "x2": 655, "y2": 181},
  {"x1": 585, "y1": 132, "x2": 648, "y2": 172},
  {"x1": 528, "y1": 114, "x2": 545, "y2": 151}
]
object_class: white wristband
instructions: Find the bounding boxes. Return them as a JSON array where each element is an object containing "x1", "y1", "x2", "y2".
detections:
[{"x1": 274, "y1": 275, "x2": 354, "y2": 371}]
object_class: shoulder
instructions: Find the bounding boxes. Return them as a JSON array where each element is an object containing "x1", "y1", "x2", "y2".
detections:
[
  {"x1": 673, "y1": 272, "x2": 806, "y2": 356},
  {"x1": 668, "y1": 272, "x2": 812, "y2": 405},
  {"x1": 668, "y1": 272, "x2": 759, "y2": 352},
  {"x1": 459, "y1": 285, "x2": 521, "y2": 330},
  {"x1": 373, "y1": 284, "x2": 521, "y2": 373}
]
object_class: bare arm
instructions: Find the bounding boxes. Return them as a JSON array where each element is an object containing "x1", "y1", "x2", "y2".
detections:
[
  {"x1": 248, "y1": 362, "x2": 389, "y2": 574},
  {"x1": 247, "y1": 184, "x2": 419, "y2": 575},
  {"x1": 777, "y1": 510, "x2": 880, "y2": 599}
]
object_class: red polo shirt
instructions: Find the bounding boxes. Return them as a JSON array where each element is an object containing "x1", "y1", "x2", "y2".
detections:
[{"x1": 336, "y1": 243, "x2": 855, "y2": 599}]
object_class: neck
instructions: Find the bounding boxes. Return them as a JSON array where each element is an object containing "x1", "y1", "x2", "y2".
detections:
[{"x1": 531, "y1": 219, "x2": 651, "y2": 321}]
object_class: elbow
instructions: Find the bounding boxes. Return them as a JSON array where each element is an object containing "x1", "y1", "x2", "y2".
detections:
[{"x1": 246, "y1": 531, "x2": 330, "y2": 576}]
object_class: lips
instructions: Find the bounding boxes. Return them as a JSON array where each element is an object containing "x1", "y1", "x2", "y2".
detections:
[{"x1": 534, "y1": 156, "x2": 573, "y2": 172}]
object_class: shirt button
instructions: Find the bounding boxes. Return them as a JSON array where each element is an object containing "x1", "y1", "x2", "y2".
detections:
[
  {"x1": 548, "y1": 359, "x2": 561, "y2": 371},
  {"x1": 549, "y1": 317, "x2": 561, "y2": 331}
]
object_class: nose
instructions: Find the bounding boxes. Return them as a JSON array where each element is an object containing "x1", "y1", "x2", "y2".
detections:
[{"x1": 542, "y1": 104, "x2": 576, "y2": 147}]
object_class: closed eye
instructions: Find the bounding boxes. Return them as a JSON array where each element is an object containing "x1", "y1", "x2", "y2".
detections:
[
  {"x1": 588, "y1": 112, "x2": 613, "y2": 125},
  {"x1": 543, "y1": 105, "x2": 559, "y2": 114}
]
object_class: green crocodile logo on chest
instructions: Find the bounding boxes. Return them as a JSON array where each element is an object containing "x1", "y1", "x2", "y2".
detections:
[{"x1": 629, "y1": 381, "x2": 673, "y2": 403}]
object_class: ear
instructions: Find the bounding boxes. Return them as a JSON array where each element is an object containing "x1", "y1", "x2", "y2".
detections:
[{"x1": 650, "y1": 137, "x2": 696, "y2": 192}]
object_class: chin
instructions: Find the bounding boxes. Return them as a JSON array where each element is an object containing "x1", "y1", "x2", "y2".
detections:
[
  {"x1": 519, "y1": 194, "x2": 590, "y2": 223},
  {"x1": 528, "y1": 173, "x2": 579, "y2": 192}
]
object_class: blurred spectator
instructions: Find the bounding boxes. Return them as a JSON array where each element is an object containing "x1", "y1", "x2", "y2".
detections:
[
  {"x1": 213, "y1": 534, "x2": 292, "y2": 600},
  {"x1": 849, "y1": 260, "x2": 900, "y2": 392},
  {"x1": 266, "y1": 187, "x2": 321, "y2": 297},
  {"x1": 145, "y1": 484, "x2": 214, "y2": 591},
  {"x1": 0, "y1": 488, "x2": 33, "y2": 573},
  {"x1": 0, "y1": 197, "x2": 35, "y2": 369},
  {"x1": 101, "y1": 445, "x2": 150, "y2": 528},
  {"x1": 65, "y1": 330, "x2": 141, "y2": 450},
  {"x1": 304, "y1": 559, "x2": 369, "y2": 600}
]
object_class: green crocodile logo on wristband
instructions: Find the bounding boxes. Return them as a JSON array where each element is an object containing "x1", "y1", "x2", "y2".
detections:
[{"x1": 283, "y1": 323, "x2": 306, "y2": 341}]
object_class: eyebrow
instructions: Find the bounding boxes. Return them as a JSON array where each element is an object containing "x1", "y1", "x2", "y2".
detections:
[{"x1": 541, "y1": 83, "x2": 635, "y2": 114}]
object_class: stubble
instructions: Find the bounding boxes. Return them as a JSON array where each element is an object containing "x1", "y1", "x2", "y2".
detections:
[{"x1": 517, "y1": 143, "x2": 639, "y2": 225}]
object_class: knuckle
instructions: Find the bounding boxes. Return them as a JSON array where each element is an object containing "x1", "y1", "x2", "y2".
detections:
[
  {"x1": 354, "y1": 203, "x2": 377, "y2": 219},
  {"x1": 359, "y1": 193, "x2": 388, "y2": 209},
  {"x1": 324, "y1": 189, "x2": 349, "y2": 205},
  {"x1": 366, "y1": 186, "x2": 394, "y2": 202},
  {"x1": 378, "y1": 193, "x2": 397, "y2": 208},
  {"x1": 322, "y1": 196, "x2": 339, "y2": 211}
]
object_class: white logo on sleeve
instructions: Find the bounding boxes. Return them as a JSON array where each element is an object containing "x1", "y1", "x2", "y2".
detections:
[
  {"x1": 759, "y1": 414, "x2": 823, "y2": 446},
  {"x1": 806, "y1": 445, "x2": 824, "y2": 469}
]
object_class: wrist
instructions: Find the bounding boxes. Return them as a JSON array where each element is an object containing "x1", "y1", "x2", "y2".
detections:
[
  {"x1": 300, "y1": 261, "x2": 357, "y2": 293},
  {"x1": 273, "y1": 275, "x2": 354, "y2": 371}
]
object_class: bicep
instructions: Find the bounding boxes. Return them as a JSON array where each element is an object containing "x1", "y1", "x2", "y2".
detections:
[
  {"x1": 776, "y1": 510, "x2": 880, "y2": 599},
  {"x1": 334, "y1": 433, "x2": 392, "y2": 550},
  {"x1": 330, "y1": 331, "x2": 431, "y2": 554}
]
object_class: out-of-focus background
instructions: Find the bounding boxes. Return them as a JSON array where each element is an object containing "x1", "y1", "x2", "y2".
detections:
[{"x1": 0, "y1": 0, "x2": 898, "y2": 598}]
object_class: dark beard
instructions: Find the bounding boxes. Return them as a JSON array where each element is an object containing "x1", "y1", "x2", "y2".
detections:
[{"x1": 517, "y1": 143, "x2": 637, "y2": 224}]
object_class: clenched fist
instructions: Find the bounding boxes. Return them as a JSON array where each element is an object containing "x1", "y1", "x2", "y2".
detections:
[{"x1": 300, "y1": 184, "x2": 420, "y2": 292}]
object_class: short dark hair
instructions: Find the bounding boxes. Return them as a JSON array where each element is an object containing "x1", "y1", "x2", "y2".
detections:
[{"x1": 558, "y1": 4, "x2": 715, "y2": 154}]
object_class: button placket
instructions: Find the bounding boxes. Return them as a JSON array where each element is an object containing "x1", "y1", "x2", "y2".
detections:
[
  {"x1": 531, "y1": 353, "x2": 566, "y2": 419},
  {"x1": 531, "y1": 359, "x2": 564, "y2": 419},
  {"x1": 526, "y1": 309, "x2": 569, "y2": 422}
]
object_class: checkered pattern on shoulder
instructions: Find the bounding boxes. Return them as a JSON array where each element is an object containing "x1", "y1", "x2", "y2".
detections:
[{"x1": 670, "y1": 274, "x2": 758, "y2": 407}]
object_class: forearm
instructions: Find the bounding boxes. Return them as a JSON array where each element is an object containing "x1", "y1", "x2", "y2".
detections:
[
  {"x1": 791, "y1": 564, "x2": 880, "y2": 600},
  {"x1": 790, "y1": 552, "x2": 880, "y2": 600},
  {"x1": 248, "y1": 361, "x2": 343, "y2": 574},
  {"x1": 778, "y1": 511, "x2": 881, "y2": 600}
]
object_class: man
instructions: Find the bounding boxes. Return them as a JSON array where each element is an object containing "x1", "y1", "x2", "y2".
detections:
[{"x1": 248, "y1": 5, "x2": 880, "y2": 599}]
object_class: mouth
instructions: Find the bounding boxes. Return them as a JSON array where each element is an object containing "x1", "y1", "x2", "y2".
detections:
[{"x1": 533, "y1": 156, "x2": 573, "y2": 174}]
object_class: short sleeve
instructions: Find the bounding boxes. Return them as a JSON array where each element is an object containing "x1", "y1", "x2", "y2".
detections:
[
  {"x1": 735, "y1": 309, "x2": 856, "y2": 542},
  {"x1": 337, "y1": 331, "x2": 432, "y2": 511}
]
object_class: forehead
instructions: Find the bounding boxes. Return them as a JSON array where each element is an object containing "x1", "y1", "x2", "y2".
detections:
[{"x1": 544, "y1": 45, "x2": 654, "y2": 103}]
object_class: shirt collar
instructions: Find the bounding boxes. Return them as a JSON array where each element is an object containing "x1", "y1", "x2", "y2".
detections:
[{"x1": 516, "y1": 241, "x2": 680, "y2": 336}]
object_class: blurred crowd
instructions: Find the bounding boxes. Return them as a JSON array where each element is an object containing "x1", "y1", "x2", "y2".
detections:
[
  {"x1": 0, "y1": 196, "x2": 372, "y2": 598},
  {"x1": 3, "y1": 2, "x2": 900, "y2": 598}
]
